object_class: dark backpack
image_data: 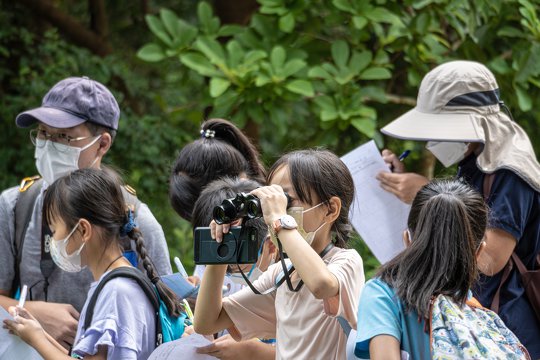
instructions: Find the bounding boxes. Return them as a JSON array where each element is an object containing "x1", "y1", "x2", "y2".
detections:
[
  {"x1": 12, "y1": 176, "x2": 141, "y2": 297},
  {"x1": 83, "y1": 267, "x2": 186, "y2": 347}
]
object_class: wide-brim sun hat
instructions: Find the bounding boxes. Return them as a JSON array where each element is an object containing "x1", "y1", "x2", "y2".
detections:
[{"x1": 381, "y1": 60, "x2": 502, "y2": 143}]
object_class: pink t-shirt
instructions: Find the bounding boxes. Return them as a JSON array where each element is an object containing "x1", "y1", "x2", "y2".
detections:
[{"x1": 222, "y1": 246, "x2": 364, "y2": 360}]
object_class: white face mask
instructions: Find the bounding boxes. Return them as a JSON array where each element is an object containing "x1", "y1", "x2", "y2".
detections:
[
  {"x1": 268, "y1": 202, "x2": 327, "y2": 246},
  {"x1": 49, "y1": 221, "x2": 86, "y2": 273},
  {"x1": 426, "y1": 141, "x2": 469, "y2": 168},
  {"x1": 35, "y1": 136, "x2": 101, "y2": 185}
]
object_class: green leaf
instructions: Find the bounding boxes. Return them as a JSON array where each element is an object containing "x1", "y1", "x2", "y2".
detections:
[
  {"x1": 218, "y1": 25, "x2": 244, "y2": 37},
  {"x1": 352, "y1": 16, "x2": 368, "y2": 30},
  {"x1": 195, "y1": 37, "x2": 226, "y2": 66},
  {"x1": 244, "y1": 50, "x2": 267, "y2": 65},
  {"x1": 137, "y1": 43, "x2": 165, "y2": 62},
  {"x1": 271, "y1": 46, "x2": 286, "y2": 70},
  {"x1": 359, "y1": 67, "x2": 392, "y2": 80},
  {"x1": 351, "y1": 117, "x2": 377, "y2": 137},
  {"x1": 333, "y1": 0, "x2": 355, "y2": 14},
  {"x1": 515, "y1": 86, "x2": 532, "y2": 111},
  {"x1": 255, "y1": 74, "x2": 272, "y2": 87},
  {"x1": 210, "y1": 77, "x2": 231, "y2": 98},
  {"x1": 198, "y1": 2, "x2": 213, "y2": 28},
  {"x1": 227, "y1": 41, "x2": 244, "y2": 68},
  {"x1": 314, "y1": 95, "x2": 336, "y2": 112},
  {"x1": 321, "y1": 108, "x2": 338, "y2": 121},
  {"x1": 332, "y1": 40, "x2": 349, "y2": 69},
  {"x1": 180, "y1": 53, "x2": 221, "y2": 76},
  {"x1": 349, "y1": 51, "x2": 372, "y2": 75},
  {"x1": 308, "y1": 66, "x2": 332, "y2": 79},
  {"x1": 282, "y1": 59, "x2": 306, "y2": 77},
  {"x1": 160, "y1": 8, "x2": 179, "y2": 38},
  {"x1": 279, "y1": 13, "x2": 295, "y2": 33},
  {"x1": 145, "y1": 14, "x2": 173, "y2": 46},
  {"x1": 285, "y1": 79, "x2": 314, "y2": 97}
]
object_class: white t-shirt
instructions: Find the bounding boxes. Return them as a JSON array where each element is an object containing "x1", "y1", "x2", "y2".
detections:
[
  {"x1": 222, "y1": 247, "x2": 365, "y2": 360},
  {"x1": 72, "y1": 271, "x2": 157, "y2": 359}
]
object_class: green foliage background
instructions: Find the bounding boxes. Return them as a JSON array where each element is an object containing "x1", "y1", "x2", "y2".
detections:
[{"x1": 2, "y1": 0, "x2": 540, "y2": 279}]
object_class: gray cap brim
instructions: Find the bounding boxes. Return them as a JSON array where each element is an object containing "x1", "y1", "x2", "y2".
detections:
[
  {"x1": 381, "y1": 108, "x2": 485, "y2": 142},
  {"x1": 16, "y1": 106, "x2": 87, "y2": 129}
]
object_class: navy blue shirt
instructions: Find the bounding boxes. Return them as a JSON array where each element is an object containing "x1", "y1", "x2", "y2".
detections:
[{"x1": 458, "y1": 154, "x2": 540, "y2": 358}]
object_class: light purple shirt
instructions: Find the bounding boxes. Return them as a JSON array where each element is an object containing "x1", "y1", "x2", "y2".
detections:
[{"x1": 72, "y1": 272, "x2": 157, "y2": 359}]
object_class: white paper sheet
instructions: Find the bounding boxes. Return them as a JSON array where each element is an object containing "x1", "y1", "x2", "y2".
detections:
[
  {"x1": 148, "y1": 334, "x2": 218, "y2": 360},
  {"x1": 341, "y1": 140, "x2": 411, "y2": 264},
  {"x1": 0, "y1": 307, "x2": 43, "y2": 360}
]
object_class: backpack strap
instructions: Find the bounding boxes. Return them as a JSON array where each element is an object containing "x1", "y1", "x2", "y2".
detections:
[
  {"x1": 336, "y1": 316, "x2": 352, "y2": 336},
  {"x1": 83, "y1": 267, "x2": 164, "y2": 346},
  {"x1": 12, "y1": 176, "x2": 43, "y2": 296}
]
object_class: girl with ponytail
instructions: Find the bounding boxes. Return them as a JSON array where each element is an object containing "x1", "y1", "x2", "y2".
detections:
[
  {"x1": 169, "y1": 118, "x2": 266, "y2": 221},
  {"x1": 3, "y1": 168, "x2": 182, "y2": 359},
  {"x1": 355, "y1": 179, "x2": 489, "y2": 359}
]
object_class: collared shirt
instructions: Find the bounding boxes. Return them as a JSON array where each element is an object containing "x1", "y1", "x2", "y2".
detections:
[
  {"x1": 0, "y1": 183, "x2": 172, "y2": 312},
  {"x1": 458, "y1": 154, "x2": 540, "y2": 358}
]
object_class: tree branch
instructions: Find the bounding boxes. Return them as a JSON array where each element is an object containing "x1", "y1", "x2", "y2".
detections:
[
  {"x1": 19, "y1": 0, "x2": 112, "y2": 57},
  {"x1": 89, "y1": 0, "x2": 109, "y2": 38}
]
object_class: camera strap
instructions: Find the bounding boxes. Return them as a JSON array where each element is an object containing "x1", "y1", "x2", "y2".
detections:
[{"x1": 236, "y1": 237, "x2": 334, "y2": 295}]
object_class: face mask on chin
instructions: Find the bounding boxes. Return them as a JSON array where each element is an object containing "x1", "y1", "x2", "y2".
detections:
[
  {"x1": 35, "y1": 135, "x2": 101, "y2": 185},
  {"x1": 426, "y1": 141, "x2": 469, "y2": 168},
  {"x1": 49, "y1": 221, "x2": 87, "y2": 273}
]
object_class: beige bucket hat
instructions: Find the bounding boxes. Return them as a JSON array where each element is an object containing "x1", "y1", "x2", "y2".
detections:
[{"x1": 382, "y1": 60, "x2": 540, "y2": 192}]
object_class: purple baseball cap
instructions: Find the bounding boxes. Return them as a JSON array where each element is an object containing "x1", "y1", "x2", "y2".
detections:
[{"x1": 16, "y1": 76, "x2": 120, "y2": 130}]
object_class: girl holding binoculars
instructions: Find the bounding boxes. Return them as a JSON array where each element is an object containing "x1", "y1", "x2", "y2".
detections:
[{"x1": 194, "y1": 149, "x2": 365, "y2": 360}]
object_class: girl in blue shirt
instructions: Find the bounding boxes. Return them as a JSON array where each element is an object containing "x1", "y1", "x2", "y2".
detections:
[{"x1": 355, "y1": 179, "x2": 488, "y2": 359}]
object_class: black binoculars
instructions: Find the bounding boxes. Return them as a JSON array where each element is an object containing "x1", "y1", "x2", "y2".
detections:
[{"x1": 213, "y1": 192, "x2": 291, "y2": 224}]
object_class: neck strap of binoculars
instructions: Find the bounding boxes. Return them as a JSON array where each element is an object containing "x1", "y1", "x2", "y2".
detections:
[{"x1": 235, "y1": 233, "x2": 335, "y2": 295}]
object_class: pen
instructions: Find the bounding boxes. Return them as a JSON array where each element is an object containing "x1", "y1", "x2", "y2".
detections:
[
  {"x1": 174, "y1": 256, "x2": 189, "y2": 278},
  {"x1": 182, "y1": 299, "x2": 194, "y2": 321},
  {"x1": 16, "y1": 284, "x2": 28, "y2": 317},
  {"x1": 398, "y1": 150, "x2": 411, "y2": 161}
]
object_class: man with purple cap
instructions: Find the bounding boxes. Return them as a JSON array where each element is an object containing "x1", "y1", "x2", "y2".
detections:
[
  {"x1": 0, "y1": 76, "x2": 172, "y2": 349},
  {"x1": 376, "y1": 61, "x2": 540, "y2": 357}
]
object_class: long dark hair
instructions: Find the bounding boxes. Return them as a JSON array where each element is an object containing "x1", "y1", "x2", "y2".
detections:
[
  {"x1": 43, "y1": 167, "x2": 182, "y2": 317},
  {"x1": 377, "y1": 179, "x2": 488, "y2": 319},
  {"x1": 169, "y1": 118, "x2": 266, "y2": 221},
  {"x1": 267, "y1": 149, "x2": 354, "y2": 248}
]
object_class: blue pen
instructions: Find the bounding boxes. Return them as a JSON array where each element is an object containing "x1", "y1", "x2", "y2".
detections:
[{"x1": 398, "y1": 150, "x2": 411, "y2": 162}]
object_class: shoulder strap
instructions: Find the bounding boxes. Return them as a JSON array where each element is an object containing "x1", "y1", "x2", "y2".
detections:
[
  {"x1": 83, "y1": 267, "x2": 163, "y2": 346},
  {"x1": 482, "y1": 173, "x2": 496, "y2": 202},
  {"x1": 12, "y1": 177, "x2": 43, "y2": 296},
  {"x1": 337, "y1": 316, "x2": 352, "y2": 336}
]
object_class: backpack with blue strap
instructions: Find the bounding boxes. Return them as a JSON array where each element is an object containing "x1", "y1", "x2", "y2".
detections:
[{"x1": 82, "y1": 267, "x2": 187, "y2": 347}]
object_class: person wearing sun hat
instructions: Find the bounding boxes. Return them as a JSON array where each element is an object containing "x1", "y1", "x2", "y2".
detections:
[
  {"x1": 0, "y1": 76, "x2": 172, "y2": 349},
  {"x1": 377, "y1": 60, "x2": 540, "y2": 357}
]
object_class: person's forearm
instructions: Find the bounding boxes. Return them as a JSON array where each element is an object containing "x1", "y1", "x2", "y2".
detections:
[
  {"x1": 0, "y1": 294, "x2": 18, "y2": 310},
  {"x1": 193, "y1": 265, "x2": 229, "y2": 334},
  {"x1": 278, "y1": 230, "x2": 338, "y2": 299},
  {"x1": 31, "y1": 333, "x2": 72, "y2": 360},
  {"x1": 44, "y1": 331, "x2": 69, "y2": 355},
  {"x1": 245, "y1": 339, "x2": 276, "y2": 359}
]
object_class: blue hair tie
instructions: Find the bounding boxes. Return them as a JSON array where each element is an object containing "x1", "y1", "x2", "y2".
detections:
[{"x1": 120, "y1": 209, "x2": 137, "y2": 237}]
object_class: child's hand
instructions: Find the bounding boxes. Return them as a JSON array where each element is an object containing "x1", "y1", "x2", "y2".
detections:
[
  {"x1": 3, "y1": 306, "x2": 45, "y2": 346},
  {"x1": 251, "y1": 185, "x2": 288, "y2": 226}
]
